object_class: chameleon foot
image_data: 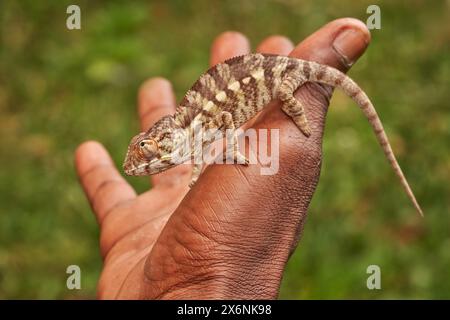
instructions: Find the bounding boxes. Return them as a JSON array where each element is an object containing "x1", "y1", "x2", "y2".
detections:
[
  {"x1": 236, "y1": 152, "x2": 249, "y2": 166},
  {"x1": 188, "y1": 179, "x2": 197, "y2": 188},
  {"x1": 281, "y1": 97, "x2": 311, "y2": 137},
  {"x1": 189, "y1": 163, "x2": 203, "y2": 188},
  {"x1": 278, "y1": 76, "x2": 311, "y2": 137}
]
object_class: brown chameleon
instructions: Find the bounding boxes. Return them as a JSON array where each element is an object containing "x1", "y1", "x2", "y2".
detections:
[{"x1": 123, "y1": 53, "x2": 423, "y2": 216}]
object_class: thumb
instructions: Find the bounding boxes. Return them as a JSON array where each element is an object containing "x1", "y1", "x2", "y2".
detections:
[{"x1": 287, "y1": 17, "x2": 371, "y2": 137}]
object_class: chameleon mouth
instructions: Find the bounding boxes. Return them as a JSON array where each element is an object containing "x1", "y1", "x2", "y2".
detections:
[
  {"x1": 124, "y1": 162, "x2": 150, "y2": 176},
  {"x1": 123, "y1": 150, "x2": 186, "y2": 176},
  {"x1": 124, "y1": 157, "x2": 171, "y2": 176}
]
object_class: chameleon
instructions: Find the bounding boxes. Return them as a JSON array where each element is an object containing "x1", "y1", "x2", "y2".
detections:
[{"x1": 123, "y1": 53, "x2": 423, "y2": 216}]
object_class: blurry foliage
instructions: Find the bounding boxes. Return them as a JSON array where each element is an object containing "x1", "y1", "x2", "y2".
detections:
[{"x1": 0, "y1": 0, "x2": 448, "y2": 299}]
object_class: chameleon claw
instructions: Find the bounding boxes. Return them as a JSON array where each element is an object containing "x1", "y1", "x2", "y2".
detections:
[
  {"x1": 188, "y1": 179, "x2": 197, "y2": 188},
  {"x1": 301, "y1": 124, "x2": 312, "y2": 137},
  {"x1": 237, "y1": 153, "x2": 249, "y2": 166},
  {"x1": 189, "y1": 163, "x2": 202, "y2": 188}
]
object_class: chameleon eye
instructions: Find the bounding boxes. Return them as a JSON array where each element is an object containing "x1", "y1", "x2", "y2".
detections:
[{"x1": 139, "y1": 139, "x2": 158, "y2": 157}]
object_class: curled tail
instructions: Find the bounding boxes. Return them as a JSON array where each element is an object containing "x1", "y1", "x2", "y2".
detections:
[{"x1": 308, "y1": 62, "x2": 423, "y2": 217}]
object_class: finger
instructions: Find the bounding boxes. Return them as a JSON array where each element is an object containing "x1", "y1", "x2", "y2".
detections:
[
  {"x1": 75, "y1": 141, "x2": 136, "y2": 224},
  {"x1": 137, "y1": 78, "x2": 192, "y2": 188},
  {"x1": 253, "y1": 17, "x2": 371, "y2": 142},
  {"x1": 290, "y1": 17, "x2": 370, "y2": 72},
  {"x1": 210, "y1": 31, "x2": 250, "y2": 67},
  {"x1": 256, "y1": 35, "x2": 294, "y2": 56},
  {"x1": 281, "y1": 17, "x2": 371, "y2": 137},
  {"x1": 138, "y1": 77, "x2": 177, "y2": 131},
  {"x1": 99, "y1": 184, "x2": 188, "y2": 258}
]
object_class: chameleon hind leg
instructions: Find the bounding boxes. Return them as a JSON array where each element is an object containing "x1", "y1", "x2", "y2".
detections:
[{"x1": 278, "y1": 76, "x2": 312, "y2": 137}]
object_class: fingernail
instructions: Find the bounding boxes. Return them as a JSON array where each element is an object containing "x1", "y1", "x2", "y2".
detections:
[{"x1": 332, "y1": 28, "x2": 368, "y2": 68}]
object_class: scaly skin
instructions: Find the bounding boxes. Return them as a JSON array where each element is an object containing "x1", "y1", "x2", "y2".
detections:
[{"x1": 123, "y1": 53, "x2": 422, "y2": 216}]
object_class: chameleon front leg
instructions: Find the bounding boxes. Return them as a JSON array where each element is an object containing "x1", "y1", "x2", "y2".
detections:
[
  {"x1": 189, "y1": 111, "x2": 249, "y2": 187},
  {"x1": 203, "y1": 111, "x2": 249, "y2": 165},
  {"x1": 189, "y1": 163, "x2": 203, "y2": 188},
  {"x1": 215, "y1": 111, "x2": 249, "y2": 166},
  {"x1": 278, "y1": 76, "x2": 312, "y2": 137}
]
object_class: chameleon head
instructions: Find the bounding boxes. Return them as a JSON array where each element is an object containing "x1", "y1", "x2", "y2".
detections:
[{"x1": 123, "y1": 116, "x2": 186, "y2": 176}]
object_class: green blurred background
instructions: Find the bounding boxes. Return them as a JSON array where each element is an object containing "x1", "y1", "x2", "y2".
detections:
[{"x1": 0, "y1": 0, "x2": 449, "y2": 299}]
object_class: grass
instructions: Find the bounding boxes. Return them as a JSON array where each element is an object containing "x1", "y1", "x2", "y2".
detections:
[{"x1": 0, "y1": 0, "x2": 449, "y2": 299}]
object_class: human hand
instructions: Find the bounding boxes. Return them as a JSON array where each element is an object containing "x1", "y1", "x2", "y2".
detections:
[{"x1": 75, "y1": 18, "x2": 370, "y2": 299}]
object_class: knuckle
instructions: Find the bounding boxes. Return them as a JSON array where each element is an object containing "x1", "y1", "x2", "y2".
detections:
[{"x1": 92, "y1": 179, "x2": 123, "y2": 200}]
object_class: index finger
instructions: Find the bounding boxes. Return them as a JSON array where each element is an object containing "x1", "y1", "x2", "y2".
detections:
[
  {"x1": 210, "y1": 31, "x2": 250, "y2": 66},
  {"x1": 75, "y1": 141, "x2": 136, "y2": 224}
]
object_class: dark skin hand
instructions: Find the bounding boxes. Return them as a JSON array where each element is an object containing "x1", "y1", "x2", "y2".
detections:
[{"x1": 75, "y1": 18, "x2": 370, "y2": 299}]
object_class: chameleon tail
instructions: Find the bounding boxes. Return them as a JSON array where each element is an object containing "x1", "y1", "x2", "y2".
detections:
[{"x1": 309, "y1": 63, "x2": 423, "y2": 217}]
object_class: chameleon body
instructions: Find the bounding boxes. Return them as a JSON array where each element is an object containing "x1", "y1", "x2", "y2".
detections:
[{"x1": 123, "y1": 53, "x2": 423, "y2": 216}]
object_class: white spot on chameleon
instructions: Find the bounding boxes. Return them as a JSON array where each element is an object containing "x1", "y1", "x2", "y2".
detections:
[
  {"x1": 204, "y1": 100, "x2": 215, "y2": 111},
  {"x1": 272, "y1": 58, "x2": 288, "y2": 94},
  {"x1": 216, "y1": 63, "x2": 231, "y2": 81},
  {"x1": 251, "y1": 68, "x2": 264, "y2": 81},
  {"x1": 227, "y1": 81, "x2": 240, "y2": 91},
  {"x1": 215, "y1": 91, "x2": 227, "y2": 102},
  {"x1": 242, "y1": 77, "x2": 251, "y2": 84},
  {"x1": 272, "y1": 57, "x2": 288, "y2": 76}
]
